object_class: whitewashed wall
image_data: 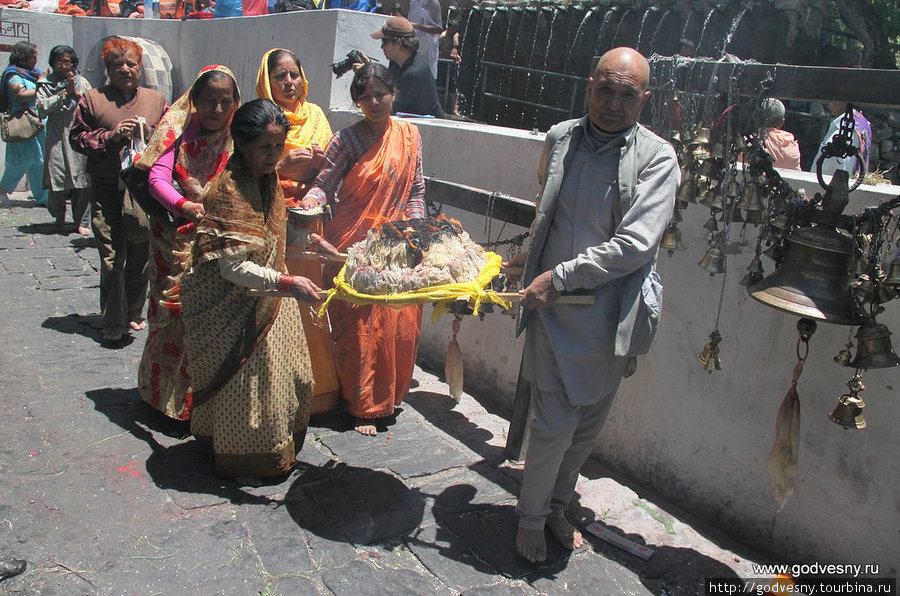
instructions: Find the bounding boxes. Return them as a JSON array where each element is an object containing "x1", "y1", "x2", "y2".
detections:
[{"x1": 4, "y1": 8, "x2": 898, "y2": 574}]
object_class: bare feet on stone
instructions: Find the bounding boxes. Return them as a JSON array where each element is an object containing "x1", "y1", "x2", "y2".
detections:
[
  {"x1": 78, "y1": 226, "x2": 91, "y2": 236},
  {"x1": 129, "y1": 319, "x2": 146, "y2": 331},
  {"x1": 354, "y1": 418, "x2": 377, "y2": 436},
  {"x1": 546, "y1": 515, "x2": 584, "y2": 550},
  {"x1": 516, "y1": 527, "x2": 547, "y2": 562}
]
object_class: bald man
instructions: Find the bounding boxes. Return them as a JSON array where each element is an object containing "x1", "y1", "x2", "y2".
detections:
[{"x1": 507, "y1": 47, "x2": 679, "y2": 562}]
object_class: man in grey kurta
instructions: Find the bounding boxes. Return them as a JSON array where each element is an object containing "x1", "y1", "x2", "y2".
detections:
[{"x1": 511, "y1": 47, "x2": 679, "y2": 562}]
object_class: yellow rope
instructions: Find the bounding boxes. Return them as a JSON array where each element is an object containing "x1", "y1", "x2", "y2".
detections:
[{"x1": 317, "y1": 252, "x2": 512, "y2": 322}]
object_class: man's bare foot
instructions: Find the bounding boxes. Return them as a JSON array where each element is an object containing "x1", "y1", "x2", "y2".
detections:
[
  {"x1": 78, "y1": 226, "x2": 91, "y2": 236},
  {"x1": 354, "y1": 418, "x2": 377, "y2": 436},
  {"x1": 129, "y1": 319, "x2": 146, "y2": 331},
  {"x1": 546, "y1": 515, "x2": 584, "y2": 550},
  {"x1": 516, "y1": 527, "x2": 547, "y2": 562}
]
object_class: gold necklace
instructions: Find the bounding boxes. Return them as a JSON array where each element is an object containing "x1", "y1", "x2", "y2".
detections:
[{"x1": 363, "y1": 119, "x2": 374, "y2": 146}]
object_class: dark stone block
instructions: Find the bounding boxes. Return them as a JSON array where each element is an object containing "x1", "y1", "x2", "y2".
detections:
[
  {"x1": 239, "y1": 501, "x2": 312, "y2": 574},
  {"x1": 461, "y1": 582, "x2": 536, "y2": 595},
  {"x1": 527, "y1": 549, "x2": 653, "y2": 595},
  {"x1": 405, "y1": 522, "x2": 500, "y2": 591},
  {"x1": 322, "y1": 559, "x2": 445, "y2": 596}
]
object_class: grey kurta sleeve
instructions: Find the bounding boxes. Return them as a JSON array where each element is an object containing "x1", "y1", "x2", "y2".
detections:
[{"x1": 553, "y1": 144, "x2": 678, "y2": 291}]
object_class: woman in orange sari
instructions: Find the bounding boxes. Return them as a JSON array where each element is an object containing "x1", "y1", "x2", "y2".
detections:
[
  {"x1": 256, "y1": 48, "x2": 340, "y2": 415},
  {"x1": 301, "y1": 64, "x2": 425, "y2": 436},
  {"x1": 135, "y1": 65, "x2": 239, "y2": 420}
]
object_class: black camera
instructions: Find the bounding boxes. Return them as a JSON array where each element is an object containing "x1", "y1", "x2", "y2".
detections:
[{"x1": 331, "y1": 50, "x2": 369, "y2": 78}]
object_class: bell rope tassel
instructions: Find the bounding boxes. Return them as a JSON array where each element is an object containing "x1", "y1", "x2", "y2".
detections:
[
  {"x1": 767, "y1": 318, "x2": 815, "y2": 511},
  {"x1": 445, "y1": 316, "x2": 464, "y2": 402}
]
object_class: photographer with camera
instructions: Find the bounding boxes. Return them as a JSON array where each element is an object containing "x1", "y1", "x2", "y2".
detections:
[{"x1": 368, "y1": 16, "x2": 444, "y2": 119}]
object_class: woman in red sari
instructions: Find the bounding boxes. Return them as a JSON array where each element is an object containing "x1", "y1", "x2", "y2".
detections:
[
  {"x1": 135, "y1": 65, "x2": 239, "y2": 420},
  {"x1": 301, "y1": 64, "x2": 425, "y2": 436}
]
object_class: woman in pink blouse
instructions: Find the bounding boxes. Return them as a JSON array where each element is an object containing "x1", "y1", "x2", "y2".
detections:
[{"x1": 134, "y1": 65, "x2": 240, "y2": 421}]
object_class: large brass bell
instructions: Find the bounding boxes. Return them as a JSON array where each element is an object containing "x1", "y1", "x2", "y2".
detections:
[
  {"x1": 698, "y1": 243, "x2": 726, "y2": 275},
  {"x1": 709, "y1": 142, "x2": 726, "y2": 160},
  {"x1": 660, "y1": 224, "x2": 685, "y2": 256},
  {"x1": 749, "y1": 227, "x2": 862, "y2": 325},
  {"x1": 724, "y1": 180, "x2": 742, "y2": 202},
  {"x1": 847, "y1": 319, "x2": 900, "y2": 369},
  {"x1": 703, "y1": 215, "x2": 719, "y2": 233},
  {"x1": 828, "y1": 376, "x2": 867, "y2": 429},
  {"x1": 676, "y1": 177, "x2": 699, "y2": 203}
]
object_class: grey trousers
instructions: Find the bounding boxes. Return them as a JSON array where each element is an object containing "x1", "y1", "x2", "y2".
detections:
[
  {"x1": 47, "y1": 187, "x2": 91, "y2": 228},
  {"x1": 91, "y1": 185, "x2": 149, "y2": 335},
  {"x1": 516, "y1": 383, "x2": 619, "y2": 531}
]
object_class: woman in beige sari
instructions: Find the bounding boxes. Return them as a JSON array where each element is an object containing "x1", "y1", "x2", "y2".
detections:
[{"x1": 181, "y1": 99, "x2": 322, "y2": 478}]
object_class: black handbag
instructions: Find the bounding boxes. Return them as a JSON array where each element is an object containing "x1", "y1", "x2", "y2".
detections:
[{"x1": 120, "y1": 166, "x2": 175, "y2": 224}]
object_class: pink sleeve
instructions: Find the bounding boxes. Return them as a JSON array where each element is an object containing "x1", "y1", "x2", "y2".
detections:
[{"x1": 148, "y1": 142, "x2": 187, "y2": 216}]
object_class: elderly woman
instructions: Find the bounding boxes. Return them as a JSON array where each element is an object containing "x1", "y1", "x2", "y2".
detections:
[
  {"x1": 0, "y1": 41, "x2": 47, "y2": 207},
  {"x1": 135, "y1": 65, "x2": 240, "y2": 420},
  {"x1": 182, "y1": 98, "x2": 321, "y2": 478},
  {"x1": 301, "y1": 63, "x2": 425, "y2": 436},
  {"x1": 257, "y1": 48, "x2": 339, "y2": 415},
  {"x1": 36, "y1": 45, "x2": 92, "y2": 234},
  {"x1": 70, "y1": 37, "x2": 167, "y2": 345}
]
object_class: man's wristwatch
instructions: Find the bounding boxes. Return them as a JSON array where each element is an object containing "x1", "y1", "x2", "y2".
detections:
[{"x1": 551, "y1": 269, "x2": 566, "y2": 293}]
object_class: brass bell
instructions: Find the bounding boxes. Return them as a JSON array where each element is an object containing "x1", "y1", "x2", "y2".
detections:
[
  {"x1": 698, "y1": 158, "x2": 721, "y2": 179},
  {"x1": 738, "y1": 182, "x2": 764, "y2": 211},
  {"x1": 703, "y1": 216, "x2": 719, "y2": 233},
  {"x1": 698, "y1": 243, "x2": 726, "y2": 275},
  {"x1": 829, "y1": 395, "x2": 867, "y2": 429},
  {"x1": 699, "y1": 187, "x2": 724, "y2": 210},
  {"x1": 676, "y1": 177, "x2": 699, "y2": 203},
  {"x1": 848, "y1": 319, "x2": 900, "y2": 369},
  {"x1": 724, "y1": 180, "x2": 742, "y2": 201},
  {"x1": 828, "y1": 376, "x2": 867, "y2": 429},
  {"x1": 833, "y1": 341, "x2": 853, "y2": 366},
  {"x1": 733, "y1": 135, "x2": 748, "y2": 152},
  {"x1": 671, "y1": 131, "x2": 682, "y2": 144},
  {"x1": 691, "y1": 145, "x2": 711, "y2": 161},
  {"x1": 884, "y1": 259, "x2": 900, "y2": 288},
  {"x1": 690, "y1": 126, "x2": 711, "y2": 146},
  {"x1": 749, "y1": 227, "x2": 862, "y2": 325},
  {"x1": 660, "y1": 224, "x2": 685, "y2": 256},
  {"x1": 709, "y1": 143, "x2": 726, "y2": 160},
  {"x1": 744, "y1": 208, "x2": 766, "y2": 225},
  {"x1": 738, "y1": 257, "x2": 764, "y2": 287}
]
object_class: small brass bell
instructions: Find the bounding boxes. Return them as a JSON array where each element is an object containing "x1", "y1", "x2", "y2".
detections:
[
  {"x1": 660, "y1": 224, "x2": 686, "y2": 256},
  {"x1": 690, "y1": 126, "x2": 711, "y2": 146},
  {"x1": 699, "y1": 187, "x2": 724, "y2": 210},
  {"x1": 833, "y1": 341, "x2": 853, "y2": 366},
  {"x1": 691, "y1": 144, "x2": 711, "y2": 161},
  {"x1": 884, "y1": 259, "x2": 900, "y2": 288},
  {"x1": 828, "y1": 376, "x2": 867, "y2": 429},
  {"x1": 737, "y1": 181, "x2": 763, "y2": 211},
  {"x1": 676, "y1": 177, "x2": 698, "y2": 203},
  {"x1": 671, "y1": 131, "x2": 682, "y2": 145},
  {"x1": 738, "y1": 257, "x2": 764, "y2": 287},
  {"x1": 733, "y1": 135, "x2": 748, "y2": 152},
  {"x1": 709, "y1": 142, "x2": 726, "y2": 160},
  {"x1": 698, "y1": 243, "x2": 726, "y2": 275},
  {"x1": 724, "y1": 180, "x2": 742, "y2": 201},
  {"x1": 697, "y1": 330, "x2": 723, "y2": 372},
  {"x1": 848, "y1": 320, "x2": 900, "y2": 369},
  {"x1": 703, "y1": 216, "x2": 719, "y2": 233}
]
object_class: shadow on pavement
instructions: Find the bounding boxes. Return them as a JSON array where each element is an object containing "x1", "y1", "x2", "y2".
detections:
[
  {"x1": 83, "y1": 387, "x2": 275, "y2": 505},
  {"x1": 42, "y1": 314, "x2": 135, "y2": 349},
  {"x1": 284, "y1": 462, "x2": 425, "y2": 547},
  {"x1": 16, "y1": 223, "x2": 61, "y2": 236},
  {"x1": 403, "y1": 390, "x2": 504, "y2": 462},
  {"x1": 309, "y1": 407, "x2": 402, "y2": 435}
]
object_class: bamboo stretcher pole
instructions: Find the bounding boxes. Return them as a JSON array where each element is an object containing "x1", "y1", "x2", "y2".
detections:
[{"x1": 285, "y1": 250, "x2": 526, "y2": 276}]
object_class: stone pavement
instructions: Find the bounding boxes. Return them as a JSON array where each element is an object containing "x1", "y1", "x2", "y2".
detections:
[{"x1": 0, "y1": 193, "x2": 766, "y2": 595}]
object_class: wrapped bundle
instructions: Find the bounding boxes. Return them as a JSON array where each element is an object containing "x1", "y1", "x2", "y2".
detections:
[{"x1": 344, "y1": 218, "x2": 490, "y2": 295}]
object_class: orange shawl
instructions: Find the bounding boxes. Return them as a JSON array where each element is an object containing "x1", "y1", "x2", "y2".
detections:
[{"x1": 325, "y1": 119, "x2": 421, "y2": 252}]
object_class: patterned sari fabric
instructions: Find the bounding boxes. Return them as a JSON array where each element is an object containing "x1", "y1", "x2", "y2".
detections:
[
  {"x1": 256, "y1": 50, "x2": 340, "y2": 414},
  {"x1": 323, "y1": 119, "x2": 424, "y2": 420},
  {"x1": 182, "y1": 157, "x2": 312, "y2": 478},
  {"x1": 135, "y1": 65, "x2": 238, "y2": 420}
]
